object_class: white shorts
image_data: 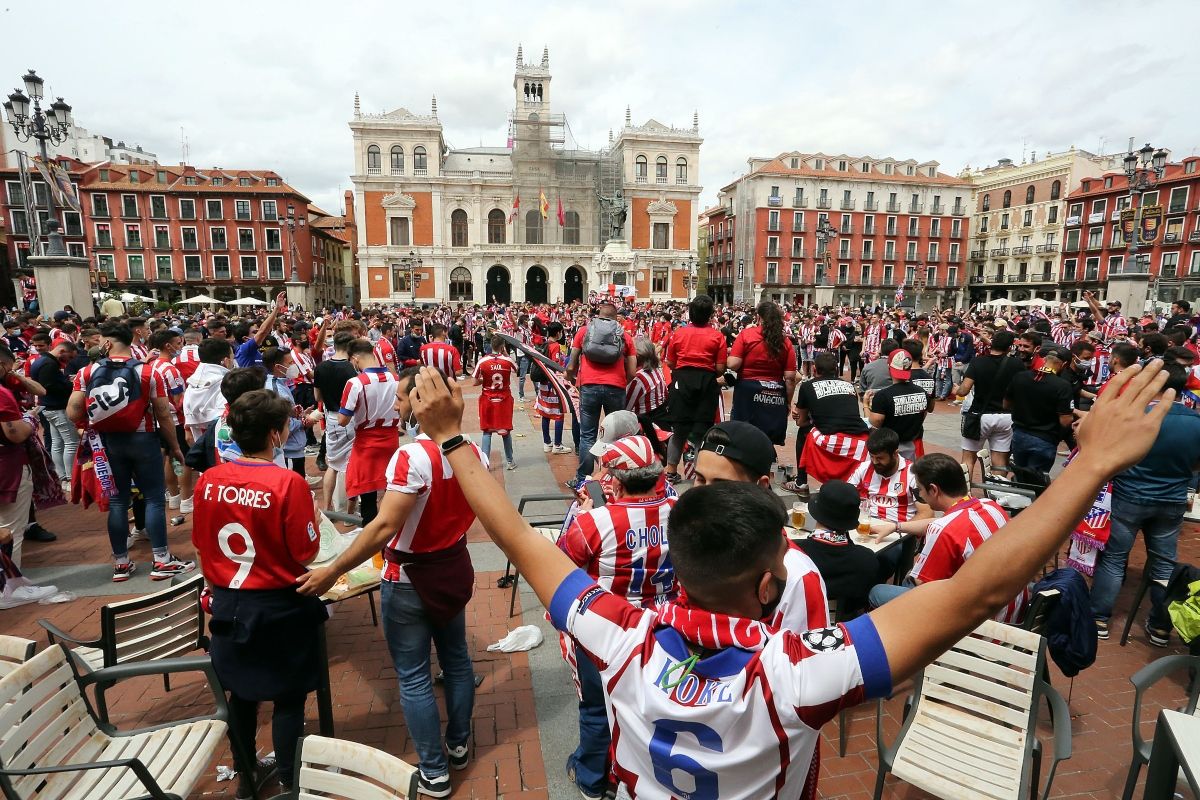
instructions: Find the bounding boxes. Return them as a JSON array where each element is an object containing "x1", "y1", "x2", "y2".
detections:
[{"x1": 961, "y1": 412, "x2": 1013, "y2": 454}]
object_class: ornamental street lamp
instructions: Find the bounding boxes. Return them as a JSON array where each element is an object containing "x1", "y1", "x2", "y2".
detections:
[
  {"x1": 814, "y1": 217, "x2": 837, "y2": 287},
  {"x1": 396, "y1": 250, "x2": 423, "y2": 301},
  {"x1": 3, "y1": 70, "x2": 73, "y2": 253},
  {"x1": 681, "y1": 257, "x2": 699, "y2": 300},
  {"x1": 1121, "y1": 142, "x2": 1168, "y2": 306}
]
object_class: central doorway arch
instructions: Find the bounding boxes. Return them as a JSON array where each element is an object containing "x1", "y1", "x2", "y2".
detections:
[
  {"x1": 564, "y1": 264, "x2": 585, "y2": 303},
  {"x1": 485, "y1": 265, "x2": 511, "y2": 305},
  {"x1": 525, "y1": 265, "x2": 548, "y2": 305}
]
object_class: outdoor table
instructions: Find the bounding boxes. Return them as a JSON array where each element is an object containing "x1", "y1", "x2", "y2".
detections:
[
  {"x1": 1143, "y1": 709, "x2": 1200, "y2": 798},
  {"x1": 785, "y1": 525, "x2": 906, "y2": 555},
  {"x1": 316, "y1": 577, "x2": 383, "y2": 736}
]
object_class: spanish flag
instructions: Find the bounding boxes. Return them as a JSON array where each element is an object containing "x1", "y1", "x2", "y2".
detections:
[{"x1": 539, "y1": 190, "x2": 549, "y2": 220}]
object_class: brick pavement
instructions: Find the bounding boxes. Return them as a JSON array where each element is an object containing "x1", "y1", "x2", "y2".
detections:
[{"x1": 6, "y1": 384, "x2": 1200, "y2": 798}]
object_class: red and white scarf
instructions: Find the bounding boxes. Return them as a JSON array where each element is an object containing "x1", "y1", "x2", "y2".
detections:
[{"x1": 656, "y1": 588, "x2": 777, "y2": 651}]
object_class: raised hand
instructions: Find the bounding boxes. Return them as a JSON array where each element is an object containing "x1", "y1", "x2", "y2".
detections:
[
  {"x1": 1074, "y1": 360, "x2": 1172, "y2": 477},
  {"x1": 411, "y1": 366, "x2": 465, "y2": 443}
]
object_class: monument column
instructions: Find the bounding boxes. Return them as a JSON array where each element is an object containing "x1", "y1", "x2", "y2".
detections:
[{"x1": 28, "y1": 221, "x2": 95, "y2": 316}]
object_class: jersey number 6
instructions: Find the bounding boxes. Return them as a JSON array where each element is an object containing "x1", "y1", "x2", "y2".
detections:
[{"x1": 648, "y1": 718, "x2": 722, "y2": 800}]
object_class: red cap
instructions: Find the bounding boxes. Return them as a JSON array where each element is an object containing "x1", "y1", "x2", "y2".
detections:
[
  {"x1": 888, "y1": 350, "x2": 913, "y2": 380},
  {"x1": 599, "y1": 435, "x2": 658, "y2": 471}
]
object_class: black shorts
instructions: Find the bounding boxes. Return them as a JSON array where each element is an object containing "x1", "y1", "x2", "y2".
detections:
[{"x1": 666, "y1": 367, "x2": 720, "y2": 427}]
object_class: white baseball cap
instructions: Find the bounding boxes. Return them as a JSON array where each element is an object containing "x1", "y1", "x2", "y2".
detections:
[{"x1": 588, "y1": 410, "x2": 642, "y2": 456}]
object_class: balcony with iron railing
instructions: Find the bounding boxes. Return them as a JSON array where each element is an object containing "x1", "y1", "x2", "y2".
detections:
[
  {"x1": 884, "y1": 249, "x2": 897, "y2": 261},
  {"x1": 1063, "y1": 242, "x2": 1080, "y2": 253},
  {"x1": 909, "y1": 203, "x2": 924, "y2": 214},
  {"x1": 1085, "y1": 269, "x2": 1100, "y2": 281},
  {"x1": 1035, "y1": 244, "x2": 1059, "y2": 253},
  {"x1": 863, "y1": 225, "x2": 877, "y2": 236},
  {"x1": 768, "y1": 195, "x2": 782, "y2": 207},
  {"x1": 886, "y1": 226, "x2": 898, "y2": 237},
  {"x1": 1164, "y1": 233, "x2": 1182, "y2": 245},
  {"x1": 841, "y1": 199, "x2": 856, "y2": 210},
  {"x1": 926, "y1": 253, "x2": 940, "y2": 263},
  {"x1": 816, "y1": 198, "x2": 832, "y2": 209},
  {"x1": 904, "y1": 251, "x2": 921, "y2": 262},
  {"x1": 840, "y1": 225, "x2": 854, "y2": 235},
  {"x1": 1012, "y1": 246, "x2": 1033, "y2": 256},
  {"x1": 792, "y1": 196, "x2": 807, "y2": 208},
  {"x1": 886, "y1": 202, "x2": 902, "y2": 212},
  {"x1": 791, "y1": 246, "x2": 806, "y2": 259},
  {"x1": 1190, "y1": 231, "x2": 1200, "y2": 243},
  {"x1": 863, "y1": 200, "x2": 878, "y2": 211},
  {"x1": 931, "y1": 203, "x2": 944, "y2": 215},
  {"x1": 767, "y1": 246, "x2": 780, "y2": 258},
  {"x1": 947, "y1": 251, "x2": 962, "y2": 263},
  {"x1": 970, "y1": 249, "x2": 987, "y2": 260},
  {"x1": 792, "y1": 221, "x2": 806, "y2": 233},
  {"x1": 767, "y1": 222, "x2": 781, "y2": 232},
  {"x1": 991, "y1": 247, "x2": 1009, "y2": 257},
  {"x1": 1085, "y1": 240, "x2": 1104, "y2": 251},
  {"x1": 861, "y1": 250, "x2": 877, "y2": 260},
  {"x1": 952, "y1": 204, "x2": 966, "y2": 216},
  {"x1": 1087, "y1": 212, "x2": 1105, "y2": 224}
]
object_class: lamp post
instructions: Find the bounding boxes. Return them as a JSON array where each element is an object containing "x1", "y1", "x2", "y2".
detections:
[
  {"x1": 397, "y1": 250, "x2": 423, "y2": 304},
  {"x1": 681, "y1": 257, "x2": 698, "y2": 300},
  {"x1": 1121, "y1": 142, "x2": 1168, "y2": 305},
  {"x1": 3, "y1": 70, "x2": 73, "y2": 254},
  {"x1": 814, "y1": 217, "x2": 837, "y2": 289}
]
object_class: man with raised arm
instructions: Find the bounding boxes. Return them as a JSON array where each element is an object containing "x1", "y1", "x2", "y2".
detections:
[{"x1": 406, "y1": 362, "x2": 1170, "y2": 800}]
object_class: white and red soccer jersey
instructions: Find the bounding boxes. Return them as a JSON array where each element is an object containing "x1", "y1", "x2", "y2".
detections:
[
  {"x1": 1050, "y1": 321, "x2": 1080, "y2": 350},
  {"x1": 549, "y1": 570, "x2": 891, "y2": 799},
  {"x1": 1101, "y1": 312, "x2": 1128, "y2": 343},
  {"x1": 863, "y1": 323, "x2": 886, "y2": 360},
  {"x1": 420, "y1": 341, "x2": 462, "y2": 376},
  {"x1": 381, "y1": 437, "x2": 487, "y2": 582},
  {"x1": 48, "y1": 328, "x2": 74, "y2": 346},
  {"x1": 291, "y1": 347, "x2": 315, "y2": 386},
  {"x1": 191, "y1": 460, "x2": 319, "y2": 590},
  {"x1": 827, "y1": 327, "x2": 846, "y2": 350},
  {"x1": 173, "y1": 344, "x2": 201, "y2": 382},
  {"x1": 909, "y1": 496, "x2": 1028, "y2": 623},
  {"x1": 153, "y1": 357, "x2": 185, "y2": 425},
  {"x1": 558, "y1": 496, "x2": 678, "y2": 608},
  {"x1": 130, "y1": 343, "x2": 150, "y2": 362},
  {"x1": 72, "y1": 358, "x2": 165, "y2": 433},
  {"x1": 847, "y1": 456, "x2": 919, "y2": 523},
  {"x1": 339, "y1": 367, "x2": 401, "y2": 430},
  {"x1": 770, "y1": 545, "x2": 830, "y2": 632},
  {"x1": 373, "y1": 336, "x2": 399, "y2": 373},
  {"x1": 626, "y1": 367, "x2": 668, "y2": 416}
]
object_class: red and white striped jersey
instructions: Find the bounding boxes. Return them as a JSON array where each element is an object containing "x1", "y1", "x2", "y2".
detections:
[
  {"x1": 863, "y1": 323, "x2": 886, "y2": 358},
  {"x1": 473, "y1": 354, "x2": 516, "y2": 398},
  {"x1": 909, "y1": 497, "x2": 1028, "y2": 624},
  {"x1": 1050, "y1": 321, "x2": 1080, "y2": 349},
  {"x1": 173, "y1": 344, "x2": 201, "y2": 382},
  {"x1": 153, "y1": 357, "x2": 185, "y2": 425},
  {"x1": 381, "y1": 437, "x2": 487, "y2": 583},
  {"x1": 130, "y1": 343, "x2": 150, "y2": 362},
  {"x1": 373, "y1": 337, "x2": 399, "y2": 373},
  {"x1": 339, "y1": 367, "x2": 401, "y2": 430},
  {"x1": 558, "y1": 496, "x2": 678, "y2": 608},
  {"x1": 809, "y1": 430, "x2": 869, "y2": 462},
  {"x1": 49, "y1": 328, "x2": 74, "y2": 345},
  {"x1": 770, "y1": 545, "x2": 830, "y2": 632},
  {"x1": 548, "y1": 570, "x2": 891, "y2": 799},
  {"x1": 847, "y1": 456, "x2": 919, "y2": 523},
  {"x1": 626, "y1": 367, "x2": 668, "y2": 416},
  {"x1": 291, "y1": 347, "x2": 315, "y2": 385},
  {"x1": 1101, "y1": 312, "x2": 1128, "y2": 343},
  {"x1": 72, "y1": 358, "x2": 166, "y2": 433},
  {"x1": 827, "y1": 327, "x2": 846, "y2": 350},
  {"x1": 420, "y1": 341, "x2": 462, "y2": 376}
]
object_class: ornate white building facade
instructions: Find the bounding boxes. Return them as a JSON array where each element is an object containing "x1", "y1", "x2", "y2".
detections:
[{"x1": 349, "y1": 46, "x2": 702, "y2": 305}]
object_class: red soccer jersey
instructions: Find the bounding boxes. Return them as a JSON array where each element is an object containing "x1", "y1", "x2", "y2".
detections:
[
  {"x1": 666, "y1": 324, "x2": 728, "y2": 371},
  {"x1": 847, "y1": 456, "x2": 920, "y2": 523},
  {"x1": 571, "y1": 326, "x2": 634, "y2": 388},
  {"x1": 558, "y1": 495, "x2": 678, "y2": 608},
  {"x1": 191, "y1": 461, "x2": 319, "y2": 590},
  {"x1": 731, "y1": 326, "x2": 797, "y2": 381},
  {"x1": 153, "y1": 357, "x2": 185, "y2": 425},
  {"x1": 626, "y1": 367, "x2": 668, "y2": 416},
  {"x1": 339, "y1": 367, "x2": 401, "y2": 430},
  {"x1": 420, "y1": 341, "x2": 462, "y2": 376},
  {"x1": 173, "y1": 344, "x2": 201, "y2": 382},
  {"x1": 473, "y1": 354, "x2": 516, "y2": 398},
  {"x1": 373, "y1": 337, "x2": 399, "y2": 373},
  {"x1": 72, "y1": 358, "x2": 165, "y2": 433}
]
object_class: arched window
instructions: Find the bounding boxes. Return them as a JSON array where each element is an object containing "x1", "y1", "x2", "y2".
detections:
[
  {"x1": 635, "y1": 154, "x2": 647, "y2": 181},
  {"x1": 525, "y1": 209, "x2": 543, "y2": 244},
  {"x1": 1002, "y1": 190, "x2": 1012, "y2": 208},
  {"x1": 982, "y1": 194, "x2": 990, "y2": 211},
  {"x1": 487, "y1": 209, "x2": 506, "y2": 244},
  {"x1": 1025, "y1": 185, "x2": 1035, "y2": 205},
  {"x1": 366, "y1": 145, "x2": 381, "y2": 174},
  {"x1": 413, "y1": 146, "x2": 427, "y2": 173},
  {"x1": 451, "y1": 209, "x2": 468, "y2": 248},
  {"x1": 390, "y1": 146, "x2": 404, "y2": 175},
  {"x1": 1050, "y1": 180, "x2": 1062, "y2": 200},
  {"x1": 656, "y1": 155, "x2": 668, "y2": 182},
  {"x1": 449, "y1": 267, "x2": 473, "y2": 301},
  {"x1": 676, "y1": 157, "x2": 688, "y2": 184},
  {"x1": 564, "y1": 210, "x2": 580, "y2": 245}
]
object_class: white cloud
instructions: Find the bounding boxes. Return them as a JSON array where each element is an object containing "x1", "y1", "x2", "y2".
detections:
[{"x1": 3, "y1": 0, "x2": 1198, "y2": 213}]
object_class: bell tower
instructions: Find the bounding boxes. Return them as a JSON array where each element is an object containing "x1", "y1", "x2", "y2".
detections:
[{"x1": 513, "y1": 44, "x2": 552, "y2": 113}]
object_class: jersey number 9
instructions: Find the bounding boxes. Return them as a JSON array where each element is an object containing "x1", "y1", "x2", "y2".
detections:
[{"x1": 218, "y1": 522, "x2": 256, "y2": 589}]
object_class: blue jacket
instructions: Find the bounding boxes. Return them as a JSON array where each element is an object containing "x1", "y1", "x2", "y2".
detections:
[
  {"x1": 952, "y1": 332, "x2": 975, "y2": 363},
  {"x1": 1031, "y1": 568, "x2": 1096, "y2": 678}
]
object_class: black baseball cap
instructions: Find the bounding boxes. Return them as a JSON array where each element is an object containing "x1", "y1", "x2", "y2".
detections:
[{"x1": 699, "y1": 421, "x2": 776, "y2": 478}]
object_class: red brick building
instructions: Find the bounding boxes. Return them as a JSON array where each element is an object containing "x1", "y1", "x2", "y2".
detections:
[
  {"x1": 1063, "y1": 156, "x2": 1200, "y2": 306},
  {"x1": 703, "y1": 152, "x2": 972, "y2": 308}
]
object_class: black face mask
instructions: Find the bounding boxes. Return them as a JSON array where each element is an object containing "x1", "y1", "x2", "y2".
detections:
[{"x1": 759, "y1": 574, "x2": 789, "y2": 621}]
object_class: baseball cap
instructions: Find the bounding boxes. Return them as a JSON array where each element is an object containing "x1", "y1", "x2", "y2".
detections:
[
  {"x1": 699, "y1": 420, "x2": 776, "y2": 478},
  {"x1": 588, "y1": 409, "x2": 642, "y2": 456},
  {"x1": 599, "y1": 435, "x2": 658, "y2": 471},
  {"x1": 1107, "y1": 299, "x2": 1122, "y2": 308},
  {"x1": 888, "y1": 350, "x2": 913, "y2": 380}
]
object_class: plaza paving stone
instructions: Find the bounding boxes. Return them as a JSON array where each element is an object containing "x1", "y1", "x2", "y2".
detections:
[{"x1": 7, "y1": 384, "x2": 1199, "y2": 798}]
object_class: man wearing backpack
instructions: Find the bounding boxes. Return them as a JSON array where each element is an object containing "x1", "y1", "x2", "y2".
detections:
[
  {"x1": 566, "y1": 302, "x2": 636, "y2": 490},
  {"x1": 68, "y1": 322, "x2": 194, "y2": 583}
]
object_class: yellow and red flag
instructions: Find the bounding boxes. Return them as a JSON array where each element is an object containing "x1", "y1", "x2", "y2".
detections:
[{"x1": 539, "y1": 190, "x2": 549, "y2": 220}]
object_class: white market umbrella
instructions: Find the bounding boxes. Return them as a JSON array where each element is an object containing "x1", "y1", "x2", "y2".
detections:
[
  {"x1": 985, "y1": 298, "x2": 1014, "y2": 307},
  {"x1": 227, "y1": 296, "x2": 268, "y2": 306},
  {"x1": 118, "y1": 292, "x2": 156, "y2": 303},
  {"x1": 182, "y1": 294, "x2": 219, "y2": 305},
  {"x1": 1069, "y1": 300, "x2": 1091, "y2": 308}
]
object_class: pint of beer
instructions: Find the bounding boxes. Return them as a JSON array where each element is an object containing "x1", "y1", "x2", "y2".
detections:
[{"x1": 790, "y1": 502, "x2": 807, "y2": 529}]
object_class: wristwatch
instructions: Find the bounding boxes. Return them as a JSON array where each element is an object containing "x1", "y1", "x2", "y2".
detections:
[{"x1": 439, "y1": 434, "x2": 468, "y2": 455}]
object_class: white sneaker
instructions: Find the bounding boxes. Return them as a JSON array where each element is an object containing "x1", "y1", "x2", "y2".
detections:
[
  {"x1": 506, "y1": 461, "x2": 517, "y2": 471},
  {"x1": 0, "y1": 584, "x2": 58, "y2": 609},
  {"x1": 127, "y1": 528, "x2": 149, "y2": 547},
  {"x1": 552, "y1": 445, "x2": 573, "y2": 455},
  {"x1": 179, "y1": 496, "x2": 193, "y2": 514},
  {"x1": 168, "y1": 493, "x2": 181, "y2": 510},
  {"x1": 543, "y1": 443, "x2": 552, "y2": 453}
]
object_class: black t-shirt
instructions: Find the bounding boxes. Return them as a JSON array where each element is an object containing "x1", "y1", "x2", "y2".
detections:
[
  {"x1": 794, "y1": 538, "x2": 879, "y2": 611},
  {"x1": 871, "y1": 381, "x2": 933, "y2": 443},
  {"x1": 1006, "y1": 370, "x2": 1073, "y2": 442},
  {"x1": 840, "y1": 324, "x2": 860, "y2": 347},
  {"x1": 910, "y1": 368, "x2": 935, "y2": 398},
  {"x1": 313, "y1": 358, "x2": 358, "y2": 411},
  {"x1": 814, "y1": 325, "x2": 830, "y2": 349},
  {"x1": 796, "y1": 377, "x2": 868, "y2": 435},
  {"x1": 32, "y1": 355, "x2": 72, "y2": 410},
  {"x1": 963, "y1": 354, "x2": 1023, "y2": 414}
]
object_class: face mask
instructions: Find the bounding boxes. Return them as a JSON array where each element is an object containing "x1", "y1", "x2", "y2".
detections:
[
  {"x1": 1076, "y1": 359, "x2": 1095, "y2": 370},
  {"x1": 272, "y1": 431, "x2": 286, "y2": 462},
  {"x1": 758, "y1": 573, "x2": 788, "y2": 621},
  {"x1": 285, "y1": 364, "x2": 300, "y2": 381}
]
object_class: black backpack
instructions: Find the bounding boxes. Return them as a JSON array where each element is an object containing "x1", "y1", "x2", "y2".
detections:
[{"x1": 528, "y1": 342, "x2": 552, "y2": 384}]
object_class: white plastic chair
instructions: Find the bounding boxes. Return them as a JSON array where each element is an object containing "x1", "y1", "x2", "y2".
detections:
[{"x1": 294, "y1": 735, "x2": 419, "y2": 799}]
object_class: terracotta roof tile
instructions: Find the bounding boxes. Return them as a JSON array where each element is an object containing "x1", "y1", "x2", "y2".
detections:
[{"x1": 751, "y1": 156, "x2": 970, "y2": 187}]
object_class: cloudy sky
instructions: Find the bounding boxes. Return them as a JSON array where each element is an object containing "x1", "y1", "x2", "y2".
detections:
[{"x1": 4, "y1": 0, "x2": 1198, "y2": 213}]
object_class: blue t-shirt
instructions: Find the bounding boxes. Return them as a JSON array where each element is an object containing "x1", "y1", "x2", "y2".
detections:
[
  {"x1": 235, "y1": 338, "x2": 262, "y2": 368},
  {"x1": 1114, "y1": 402, "x2": 1200, "y2": 503}
]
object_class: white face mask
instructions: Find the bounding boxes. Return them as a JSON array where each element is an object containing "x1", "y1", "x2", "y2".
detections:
[
  {"x1": 285, "y1": 364, "x2": 300, "y2": 381},
  {"x1": 1076, "y1": 359, "x2": 1095, "y2": 370}
]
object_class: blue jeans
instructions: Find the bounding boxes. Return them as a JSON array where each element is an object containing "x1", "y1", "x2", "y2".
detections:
[
  {"x1": 568, "y1": 641, "x2": 609, "y2": 794},
  {"x1": 868, "y1": 582, "x2": 912, "y2": 608},
  {"x1": 481, "y1": 432, "x2": 514, "y2": 464},
  {"x1": 516, "y1": 356, "x2": 531, "y2": 399},
  {"x1": 1010, "y1": 428, "x2": 1058, "y2": 473},
  {"x1": 575, "y1": 384, "x2": 627, "y2": 482},
  {"x1": 1090, "y1": 495, "x2": 1183, "y2": 630},
  {"x1": 934, "y1": 365, "x2": 953, "y2": 399},
  {"x1": 102, "y1": 431, "x2": 167, "y2": 558},
  {"x1": 381, "y1": 582, "x2": 474, "y2": 779}
]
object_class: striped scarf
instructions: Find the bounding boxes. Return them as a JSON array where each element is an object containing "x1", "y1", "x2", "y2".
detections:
[{"x1": 657, "y1": 588, "x2": 777, "y2": 651}]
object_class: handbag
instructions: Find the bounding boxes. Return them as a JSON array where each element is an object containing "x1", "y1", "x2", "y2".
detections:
[{"x1": 961, "y1": 356, "x2": 1010, "y2": 441}]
